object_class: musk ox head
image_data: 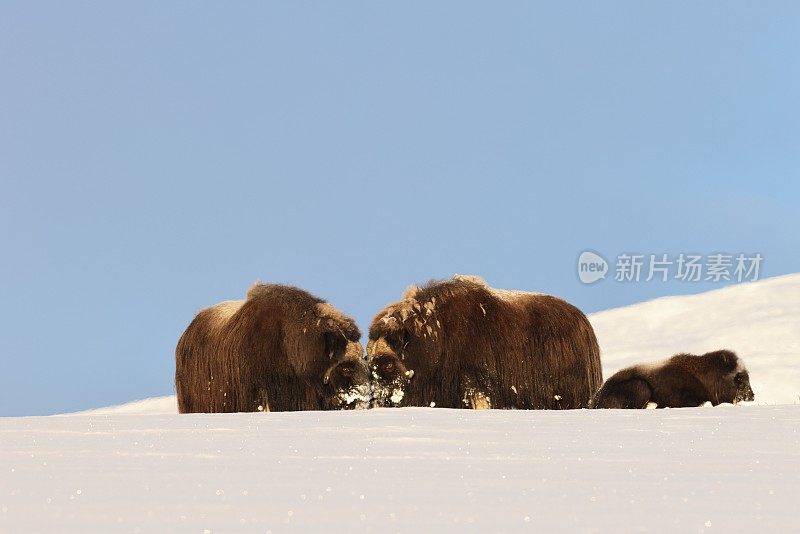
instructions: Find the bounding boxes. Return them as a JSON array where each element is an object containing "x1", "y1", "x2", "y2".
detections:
[
  {"x1": 367, "y1": 282, "x2": 469, "y2": 407},
  {"x1": 732, "y1": 370, "x2": 755, "y2": 403},
  {"x1": 366, "y1": 337, "x2": 415, "y2": 407},
  {"x1": 323, "y1": 341, "x2": 371, "y2": 410},
  {"x1": 710, "y1": 350, "x2": 754, "y2": 403}
]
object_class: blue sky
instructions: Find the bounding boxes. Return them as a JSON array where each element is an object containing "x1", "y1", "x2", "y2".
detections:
[{"x1": 1, "y1": 2, "x2": 798, "y2": 416}]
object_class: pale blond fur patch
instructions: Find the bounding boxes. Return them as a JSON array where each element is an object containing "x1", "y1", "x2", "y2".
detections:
[
  {"x1": 345, "y1": 341, "x2": 365, "y2": 359},
  {"x1": 469, "y1": 392, "x2": 492, "y2": 410},
  {"x1": 206, "y1": 300, "x2": 245, "y2": 326},
  {"x1": 453, "y1": 274, "x2": 541, "y2": 302},
  {"x1": 367, "y1": 337, "x2": 392, "y2": 356},
  {"x1": 315, "y1": 302, "x2": 349, "y2": 324},
  {"x1": 403, "y1": 284, "x2": 422, "y2": 299},
  {"x1": 453, "y1": 274, "x2": 488, "y2": 286}
]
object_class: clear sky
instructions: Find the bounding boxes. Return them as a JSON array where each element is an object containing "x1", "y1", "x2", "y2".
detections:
[{"x1": 1, "y1": 2, "x2": 798, "y2": 416}]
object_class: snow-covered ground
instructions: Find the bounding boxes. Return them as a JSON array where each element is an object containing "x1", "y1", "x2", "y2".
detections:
[
  {"x1": 2, "y1": 275, "x2": 799, "y2": 531},
  {"x1": 2, "y1": 407, "x2": 798, "y2": 532}
]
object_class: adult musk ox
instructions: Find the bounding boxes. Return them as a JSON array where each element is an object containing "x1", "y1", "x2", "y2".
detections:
[
  {"x1": 367, "y1": 275, "x2": 603, "y2": 409},
  {"x1": 589, "y1": 349, "x2": 754, "y2": 409},
  {"x1": 176, "y1": 283, "x2": 369, "y2": 413}
]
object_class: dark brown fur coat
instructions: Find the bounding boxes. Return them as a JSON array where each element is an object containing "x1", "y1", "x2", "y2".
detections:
[
  {"x1": 367, "y1": 275, "x2": 602, "y2": 409},
  {"x1": 176, "y1": 283, "x2": 367, "y2": 413},
  {"x1": 589, "y1": 350, "x2": 754, "y2": 409}
]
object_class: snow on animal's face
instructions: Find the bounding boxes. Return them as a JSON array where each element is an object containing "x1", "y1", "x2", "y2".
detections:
[
  {"x1": 323, "y1": 343, "x2": 371, "y2": 410},
  {"x1": 717, "y1": 352, "x2": 754, "y2": 404},
  {"x1": 731, "y1": 368, "x2": 754, "y2": 403},
  {"x1": 366, "y1": 348, "x2": 415, "y2": 408}
]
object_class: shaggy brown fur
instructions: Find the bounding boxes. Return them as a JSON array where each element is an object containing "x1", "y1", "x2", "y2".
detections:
[
  {"x1": 367, "y1": 275, "x2": 603, "y2": 409},
  {"x1": 589, "y1": 349, "x2": 754, "y2": 409},
  {"x1": 176, "y1": 283, "x2": 367, "y2": 413}
]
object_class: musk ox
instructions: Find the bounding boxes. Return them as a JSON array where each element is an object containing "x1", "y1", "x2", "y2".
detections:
[
  {"x1": 367, "y1": 275, "x2": 603, "y2": 409},
  {"x1": 176, "y1": 283, "x2": 369, "y2": 413},
  {"x1": 589, "y1": 349, "x2": 754, "y2": 409}
]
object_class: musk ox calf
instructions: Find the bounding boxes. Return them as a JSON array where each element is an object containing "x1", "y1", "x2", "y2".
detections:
[
  {"x1": 176, "y1": 283, "x2": 369, "y2": 413},
  {"x1": 589, "y1": 349, "x2": 754, "y2": 409},
  {"x1": 367, "y1": 275, "x2": 603, "y2": 409}
]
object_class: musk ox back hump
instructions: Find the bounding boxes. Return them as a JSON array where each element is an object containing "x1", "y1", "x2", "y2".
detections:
[
  {"x1": 175, "y1": 283, "x2": 363, "y2": 413},
  {"x1": 367, "y1": 275, "x2": 602, "y2": 409}
]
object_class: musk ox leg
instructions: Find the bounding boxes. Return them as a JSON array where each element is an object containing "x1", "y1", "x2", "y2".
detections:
[
  {"x1": 263, "y1": 375, "x2": 321, "y2": 411},
  {"x1": 255, "y1": 388, "x2": 270, "y2": 412},
  {"x1": 461, "y1": 376, "x2": 492, "y2": 410},
  {"x1": 659, "y1": 387, "x2": 713, "y2": 408},
  {"x1": 591, "y1": 377, "x2": 652, "y2": 409},
  {"x1": 468, "y1": 392, "x2": 492, "y2": 410},
  {"x1": 176, "y1": 383, "x2": 191, "y2": 414}
]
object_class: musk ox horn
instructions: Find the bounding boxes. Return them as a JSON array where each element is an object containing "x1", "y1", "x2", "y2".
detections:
[
  {"x1": 345, "y1": 341, "x2": 364, "y2": 359},
  {"x1": 367, "y1": 337, "x2": 392, "y2": 355}
]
